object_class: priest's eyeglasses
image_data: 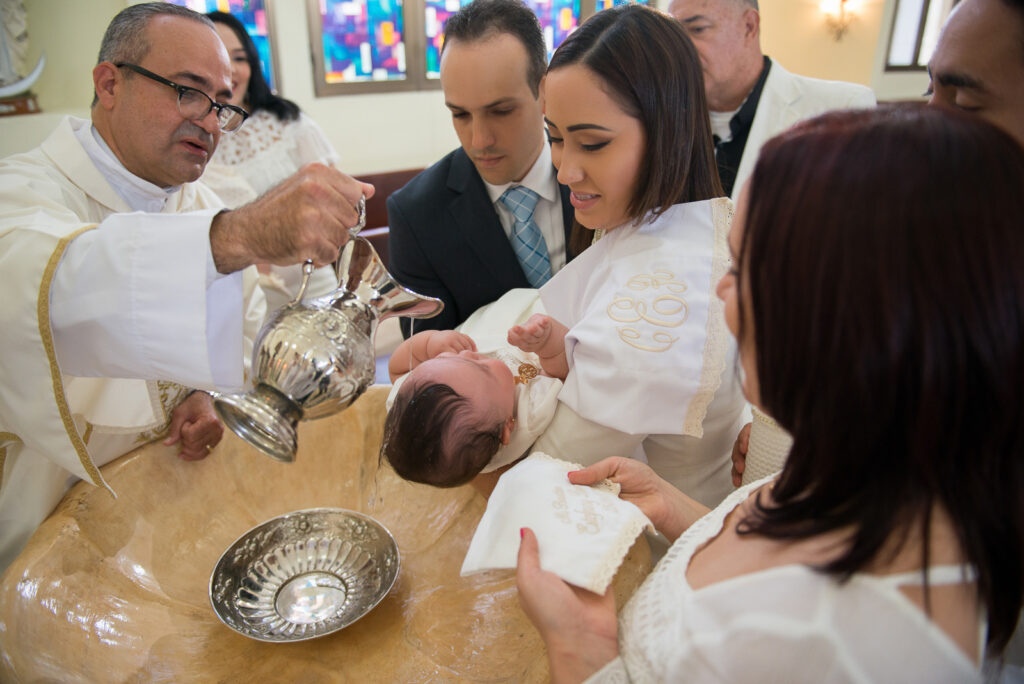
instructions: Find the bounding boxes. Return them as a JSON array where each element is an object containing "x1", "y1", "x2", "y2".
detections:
[{"x1": 115, "y1": 63, "x2": 249, "y2": 132}]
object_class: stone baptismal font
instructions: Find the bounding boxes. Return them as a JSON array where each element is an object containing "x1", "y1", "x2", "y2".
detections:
[{"x1": 0, "y1": 387, "x2": 651, "y2": 681}]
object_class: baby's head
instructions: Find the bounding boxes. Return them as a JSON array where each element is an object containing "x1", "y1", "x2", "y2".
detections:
[{"x1": 381, "y1": 351, "x2": 516, "y2": 487}]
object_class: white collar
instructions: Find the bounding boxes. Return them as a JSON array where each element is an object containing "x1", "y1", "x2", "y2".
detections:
[
  {"x1": 484, "y1": 141, "x2": 558, "y2": 205},
  {"x1": 76, "y1": 124, "x2": 181, "y2": 213}
]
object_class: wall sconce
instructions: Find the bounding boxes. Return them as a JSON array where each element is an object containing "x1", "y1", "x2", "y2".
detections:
[{"x1": 821, "y1": 0, "x2": 856, "y2": 40}]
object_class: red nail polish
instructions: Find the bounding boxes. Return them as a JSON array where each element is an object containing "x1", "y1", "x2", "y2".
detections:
[{"x1": 520, "y1": 527, "x2": 525, "y2": 539}]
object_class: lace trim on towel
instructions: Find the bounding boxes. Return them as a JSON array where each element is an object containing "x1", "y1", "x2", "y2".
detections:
[
  {"x1": 591, "y1": 506, "x2": 654, "y2": 595},
  {"x1": 529, "y1": 451, "x2": 620, "y2": 496},
  {"x1": 529, "y1": 452, "x2": 653, "y2": 594},
  {"x1": 682, "y1": 197, "x2": 734, "y2": 437}
]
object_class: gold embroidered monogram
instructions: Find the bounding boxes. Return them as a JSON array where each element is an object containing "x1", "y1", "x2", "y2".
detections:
[
  {"x1": 551, "y1": 483, "x2": 620, "y2": 535},
  {"x1": 607, "y1": 270, "x2": 689, "y2": 352}
]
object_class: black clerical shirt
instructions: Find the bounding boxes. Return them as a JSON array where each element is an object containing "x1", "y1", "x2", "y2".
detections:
[{"x1": 714, "y1": 56, "x2": 772, "y2": 197}]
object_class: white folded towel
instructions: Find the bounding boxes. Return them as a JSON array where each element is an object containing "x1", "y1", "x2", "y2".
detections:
[{"x1": 461, "y1": 452, "x2": 653, "y2": 594}]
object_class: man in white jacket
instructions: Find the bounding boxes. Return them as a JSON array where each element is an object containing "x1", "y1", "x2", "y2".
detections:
[
  {"x1": 668, "y1": 0, "x2": 877, "y2": 200},
  {"x1": 0, "y1": 3, "x2": 372, "y2": 571}
]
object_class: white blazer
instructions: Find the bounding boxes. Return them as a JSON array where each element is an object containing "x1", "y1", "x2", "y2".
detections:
[{"x1": 732, "y1": 60, "x2": 877, "y2": 201}]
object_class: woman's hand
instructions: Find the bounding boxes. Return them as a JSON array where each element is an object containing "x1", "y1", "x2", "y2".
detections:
[
  {"x1": 568, "y1": 457, "x2": 710, "y2": 543},
  {"x1": 517, "y1": 528, "x2": 619, "y2": 684},
  {"x1": 731, "y1": 422, "x2": 751, "y2": 487}
]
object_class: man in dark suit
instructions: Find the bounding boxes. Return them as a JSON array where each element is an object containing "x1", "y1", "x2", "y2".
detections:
[{"x1": 388, "y1": 0, "x2": 574, "y2": 336}]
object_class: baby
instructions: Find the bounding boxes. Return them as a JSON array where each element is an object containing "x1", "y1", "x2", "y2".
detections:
[{"x1": 381, "y1": 314, "x2": 569, "y2": 488}]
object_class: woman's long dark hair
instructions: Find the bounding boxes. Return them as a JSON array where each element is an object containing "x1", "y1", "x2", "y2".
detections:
[
  {"x1": 207, "y1": 11, "x2": 299, "y2": 121},
  {"x1": 737, "y1": 104, "x2": 1024, "y2": 656},
  {"x1": 547, "y1": 4, "x2": 722, "y2": 255}
]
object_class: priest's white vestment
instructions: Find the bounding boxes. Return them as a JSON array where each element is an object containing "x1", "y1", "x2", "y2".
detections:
[{"x1": 0, "y1": 116, "x2": 266, "y2": 570}]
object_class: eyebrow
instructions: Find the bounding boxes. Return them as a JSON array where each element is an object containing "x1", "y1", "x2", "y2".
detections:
[
  {"x1": 542, "y1": 118, "x2": 612, "y2": 133},
  {"x1": 446, "y1": 97, "x2": 517, "y2": 111},
  {"x1": 681, "y1": 14, "x2": 711, "y2": 24},
  {"x1": 171, "y1": 70, "x2": 233, "y2": 101}
]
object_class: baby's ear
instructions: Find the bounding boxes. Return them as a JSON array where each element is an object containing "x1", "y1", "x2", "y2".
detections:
[{"x1": 500, "y1": 416, "x2": 515, "y2": 445}]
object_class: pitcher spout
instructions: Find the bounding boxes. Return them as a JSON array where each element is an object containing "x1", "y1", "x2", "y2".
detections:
[{"x1": 336, "y1": 236, "x2": 444, "y2": 322}]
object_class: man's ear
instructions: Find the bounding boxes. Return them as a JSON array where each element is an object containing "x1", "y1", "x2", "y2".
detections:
[
  {"x1": 537, "y1": 74, "x2": 546, "y2": 110},
  {"x1": 742, "y1": 8, "x2": 761, "y2": 42},
  {"x1": 93, "y1": 62, "x2": 120, "y2": 110}
]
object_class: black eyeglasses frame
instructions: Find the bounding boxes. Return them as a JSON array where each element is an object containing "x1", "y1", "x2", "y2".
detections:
[{"x1": 114, "y1": 62, "x2": 249, "y2": 132}]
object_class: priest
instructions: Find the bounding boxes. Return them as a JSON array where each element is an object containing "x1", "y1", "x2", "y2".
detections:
[{"x1": 0, "y1": 3, "x2": 371, "y2": 571}]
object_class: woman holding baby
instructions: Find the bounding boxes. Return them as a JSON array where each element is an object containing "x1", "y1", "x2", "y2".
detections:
[{"x1": 515, "y1": 4, "x2": 1023, "y2": 681}]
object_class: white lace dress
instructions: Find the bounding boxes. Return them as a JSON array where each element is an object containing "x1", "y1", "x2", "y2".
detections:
[
  {"x1": 586, "y1": 477, "x2": 984, "y2": 683},
  {"x1": 200, "y1": 109, "x2": 339, "y2": 207}
]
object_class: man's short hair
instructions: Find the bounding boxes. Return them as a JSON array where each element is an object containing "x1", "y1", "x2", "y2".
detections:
[
  {"x1": 92, "y1": 3, "x2": 214, "y2": 107},
  {"x1": 96, "y1": 2, "x2": 214, "y2": 66},
  {"x1": 441, "y1": 0, "x2": 547, "y2": 96}
]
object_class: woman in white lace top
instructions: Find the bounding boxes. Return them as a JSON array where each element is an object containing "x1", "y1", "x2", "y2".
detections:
[
  {"x1": 516, "y1": 104, "x2": 1024, "y2": 680},
  {"x1": 202, "y1": 11, "x2": 340, "y2": 206},
  {"x1": 202, "y1": 11, "x2": 340, "y2": 310}
]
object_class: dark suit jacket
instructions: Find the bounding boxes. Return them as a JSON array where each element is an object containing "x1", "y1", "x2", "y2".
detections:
[{"x1": 387, "y1": 147, "x2": 575, "y2": 336}]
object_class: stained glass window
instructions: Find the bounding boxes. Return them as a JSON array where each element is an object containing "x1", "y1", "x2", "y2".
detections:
[
  {"x1": 319, "y1": 0, "x2": 407, "y2": 83},
  {"x1": 164, "y1": 0, "x2": 278, "y2": 91},
  {"x1": 308, "y1": 0, "x2": 645, "y2": 95},
  {"x1": 423, "y1": 0, "x2": 581, "y2": 79}
]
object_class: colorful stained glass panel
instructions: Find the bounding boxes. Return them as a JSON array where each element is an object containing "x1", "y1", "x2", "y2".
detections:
[
  {"x1": 164, "y1": 0, "x2": 277, "y2": 91},
  {"x1": 423, "y1": 0, "x2": 580, "y2": 79},
  {"x1": 317, "y1": 0, "x2": 407, "y2": 83}
]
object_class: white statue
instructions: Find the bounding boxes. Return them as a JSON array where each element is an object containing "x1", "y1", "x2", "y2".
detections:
[{"x1": 0, "y1": 0, "x2": 45, "y2": 98}]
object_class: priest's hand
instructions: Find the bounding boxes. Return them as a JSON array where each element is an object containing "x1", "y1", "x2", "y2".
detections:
[
  {"x1": 163, "y1": 390, "x2": 224, "y2": 461},
  {"x1": 209, "y1": 163, "x2": 375, "y2": 273}
]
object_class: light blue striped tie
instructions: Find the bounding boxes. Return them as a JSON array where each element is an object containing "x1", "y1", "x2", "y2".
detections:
[{"x1": 499, "y1": 185, "x2": 552, "y2": 287}]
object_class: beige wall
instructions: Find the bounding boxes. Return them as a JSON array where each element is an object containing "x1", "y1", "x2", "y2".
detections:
[
  {"x1": 2, "y1": 0, "x2": 460, "y2": 173},
  {"x1": 2, "y1": 0, "x2": 927, "y2": 166},
  {"x1": 760, "y1": 0, "x2": 884, "y2": 86}
]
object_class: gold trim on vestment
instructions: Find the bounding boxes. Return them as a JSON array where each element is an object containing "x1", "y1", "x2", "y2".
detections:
[
  {"x1": 682, "y1": 198, "x2": 734, "y2": 437},
  {"x1": 0, "y1": 431, "x2": 24, "y2": 492},
  {"x1": 36, "y1": 224, "x2": 112, "y2": 494}
]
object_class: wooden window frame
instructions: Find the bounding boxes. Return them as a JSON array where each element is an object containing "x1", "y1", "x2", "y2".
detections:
[{"x1": 306, "y1": 0, "x2": 616, "y2": 97}]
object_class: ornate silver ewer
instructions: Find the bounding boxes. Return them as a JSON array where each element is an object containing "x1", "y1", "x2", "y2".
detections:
[{"x1": 214, "y1": 217, "x2": 442, "y2": 462}]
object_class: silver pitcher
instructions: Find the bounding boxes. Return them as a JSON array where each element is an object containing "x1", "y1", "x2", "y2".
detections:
[{"x1": 214, "y1": 234, "x2": 443, "y2": 462}]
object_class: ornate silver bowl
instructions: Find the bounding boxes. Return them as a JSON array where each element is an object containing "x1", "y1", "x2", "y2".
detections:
[{"x1": 209, "y1": 508, "x2": 400, "y2": 643}]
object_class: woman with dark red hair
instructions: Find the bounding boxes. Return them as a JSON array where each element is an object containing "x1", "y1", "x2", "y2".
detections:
[{"x1": 516, "y1": 104, "x2": 1024, "y2": 682}]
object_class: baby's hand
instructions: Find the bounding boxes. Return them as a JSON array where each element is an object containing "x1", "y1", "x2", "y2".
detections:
[
  {"x1": 508, "y1": 314, "x2": 553, "y2": 353},
  {"x1": 425, "y1": 330, "x2": 477, "y2": 358}
]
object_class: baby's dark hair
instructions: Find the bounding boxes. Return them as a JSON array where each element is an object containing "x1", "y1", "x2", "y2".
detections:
[{"x1": 381, "y1": 379, "x2": 504, "y2": 487}]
